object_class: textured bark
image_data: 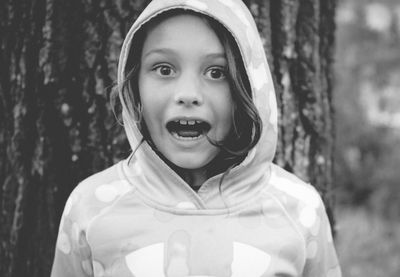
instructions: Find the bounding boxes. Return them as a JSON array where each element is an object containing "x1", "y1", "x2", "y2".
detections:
[
  {"x1": 268, "y1": 0, "x2": 337, "y2": 225},
  {"x1": 0, "y1": 0, "x2": 336, "y2": 276}
]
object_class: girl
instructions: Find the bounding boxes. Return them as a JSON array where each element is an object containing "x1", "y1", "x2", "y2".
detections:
[{"x1": 51, "y1": 0, "x2": 342, "y2": 276}]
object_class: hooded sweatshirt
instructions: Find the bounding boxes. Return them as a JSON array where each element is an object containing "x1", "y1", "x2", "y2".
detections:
[{"x1": 51, "y1": 0, "x2": 342, "y2": 276}]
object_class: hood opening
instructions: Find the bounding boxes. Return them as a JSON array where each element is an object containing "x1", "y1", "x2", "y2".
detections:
[
  {"x1": 117, "y1": 3, "x2": 275, "y2": 185},
  {"x1": 123, "y1": 8, "x2": 260, "y2": 156}
]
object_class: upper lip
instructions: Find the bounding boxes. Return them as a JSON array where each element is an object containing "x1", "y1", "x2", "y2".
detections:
[{"x1": 166, "y1": 116, "x2": 210, "y2": 126}]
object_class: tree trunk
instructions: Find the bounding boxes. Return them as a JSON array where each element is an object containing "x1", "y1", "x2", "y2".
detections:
[{"x1": 0, "y1": 0, "x2": 336, "y2": 276}]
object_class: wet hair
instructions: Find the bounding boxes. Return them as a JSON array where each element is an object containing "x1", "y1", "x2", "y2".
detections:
[{"x1": 111, "y1": 9, "x2": 262, "y2": 182}]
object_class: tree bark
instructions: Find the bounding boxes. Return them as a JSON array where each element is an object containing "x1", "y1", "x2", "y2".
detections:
[
  {"x1": 0, "y1": 0, "x2": 336, "y2": 276},
  {"x1": 268, "y1": 0, "x2": 337, "y2": 226}
]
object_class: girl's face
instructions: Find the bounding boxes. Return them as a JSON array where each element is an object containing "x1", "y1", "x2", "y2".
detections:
[{"x1": 138, "y1": 14, "x2": 233, "y2": 171}]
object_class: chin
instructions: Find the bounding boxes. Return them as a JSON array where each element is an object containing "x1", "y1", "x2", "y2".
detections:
[{"x1": 167, "y1": 152, "x2": 218, "y2": 171}]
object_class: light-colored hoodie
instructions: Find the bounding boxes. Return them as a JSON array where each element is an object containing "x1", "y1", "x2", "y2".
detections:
[{"x1": 51, "y1": 0, "x2": 342, "y2": 276}]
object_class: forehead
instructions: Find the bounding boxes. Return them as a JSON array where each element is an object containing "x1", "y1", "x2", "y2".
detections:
[{"x1": 142, "y1": 13, "x2": 224, "y2": 55}]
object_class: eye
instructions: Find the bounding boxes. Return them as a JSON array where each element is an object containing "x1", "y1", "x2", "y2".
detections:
[
  {"x1": 206, "y1": 67, "x2": 226, "y2": 80},
  {"x1": 153, "y1": 64, "x2": 175, "y2": 77}
]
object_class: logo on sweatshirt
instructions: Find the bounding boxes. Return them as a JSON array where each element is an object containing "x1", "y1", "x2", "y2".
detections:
[{"x1": 125, "y1": 230, "x2": 271, "y2": 277}]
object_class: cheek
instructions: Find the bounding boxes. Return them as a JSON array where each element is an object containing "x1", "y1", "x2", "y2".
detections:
[
  {"x1": 211, "y1": 87, "x2": 234, "y2": 136},
  {"x1": 139, "y1": 79, "x2": 165, "y2": 126},
  {"x1": 141, "y1": 101, "x2": 163, "y2": 131},
  {"x1": 140, "y1": 97, "x2": 165, "y2": 137}
]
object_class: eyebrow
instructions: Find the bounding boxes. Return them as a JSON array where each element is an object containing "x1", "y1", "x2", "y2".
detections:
[{"x1": 142, "y1": 48, "x2": 226, "y2": 60}]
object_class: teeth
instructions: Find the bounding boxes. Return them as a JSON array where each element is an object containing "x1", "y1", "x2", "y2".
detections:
[{"x1": 175, "y1": 120, "x2": 202, "y2": 125}]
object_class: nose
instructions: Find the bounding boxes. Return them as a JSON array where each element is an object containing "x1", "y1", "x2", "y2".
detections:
[{"x1": 174, "y1": 73, "x2": 203, "y2": 106}]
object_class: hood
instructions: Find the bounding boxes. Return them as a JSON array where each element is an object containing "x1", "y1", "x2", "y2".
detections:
[{"x1": 117, "y1": 0, "x2": 278, "y2": 209}]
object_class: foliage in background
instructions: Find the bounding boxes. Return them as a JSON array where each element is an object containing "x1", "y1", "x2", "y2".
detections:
[
  {"x1": 334, "y1": 0, "x2": 400, "y2": 219},
  {"x1": 336, "y1": 208, "x2": 400, "y2": 277}
]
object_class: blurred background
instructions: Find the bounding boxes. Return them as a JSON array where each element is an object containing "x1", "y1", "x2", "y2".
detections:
[
  {"x1": 1, "y1": 0, "x2": 399, "y2": 276},
  {"x1": 334, "y1": 0, "x2": 400, "y2": 276}
]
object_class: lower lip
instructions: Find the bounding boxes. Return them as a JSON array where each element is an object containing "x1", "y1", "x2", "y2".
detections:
[{"x1": 170, "y1": 131, "x2": 205, "y2": 141}]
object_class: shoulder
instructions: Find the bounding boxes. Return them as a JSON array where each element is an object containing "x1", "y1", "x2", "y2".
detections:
[
  {"x1": 61, "y1": 161, "x2": 133, "y2": 229},
  {"x1": 264, "y1": 164, "x2": 327, "y2": 237},
  {"x1": 267, "y1": 164, "x2": 322, "y2": 208},
  {"x1": 70, "y1": 161, "x2": 129, "y2": 205}
]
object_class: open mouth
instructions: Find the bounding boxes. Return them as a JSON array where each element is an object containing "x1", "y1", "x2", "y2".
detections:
[{"x1": 166, "y1": 119, "x2": 211, "y2": 140}]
